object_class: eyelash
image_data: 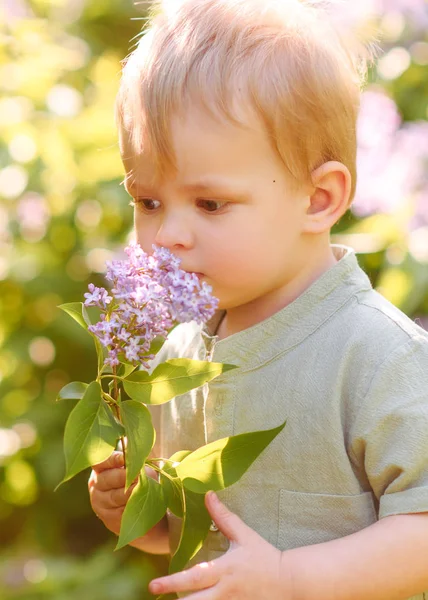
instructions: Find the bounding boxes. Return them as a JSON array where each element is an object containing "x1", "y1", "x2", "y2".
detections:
[{"x1": 130, "y1": 198, "x2": 228, "y2": 214}]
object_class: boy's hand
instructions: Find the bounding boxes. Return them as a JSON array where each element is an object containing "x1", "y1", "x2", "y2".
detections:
[
  {"x1": 88, "y1": 451, "x2": 135, "y2": 535},
  {"x1": 148, "y1": 491, "x2": 291, "y2": 599}
]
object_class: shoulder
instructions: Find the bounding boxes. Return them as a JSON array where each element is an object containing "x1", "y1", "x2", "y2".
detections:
[
  {"x1": 355, "y1": 287, "x2": 428, "y2": 340},
  {"x1": 326, "y1": 285, "x2": 428, "y2": 403},
  {"x1": 340, "y1": 285, "x2": 428, "y2": 357}
]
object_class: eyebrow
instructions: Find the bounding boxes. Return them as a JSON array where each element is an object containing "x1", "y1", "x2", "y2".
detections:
[{"x1": 125, "y1": 178, "x2": 250, "y2": 199}]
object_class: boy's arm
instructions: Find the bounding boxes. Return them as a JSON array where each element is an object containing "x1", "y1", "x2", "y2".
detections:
[
  {"x1": 148, "y1": 494, "x2": 428, "y2": 599},
  {"x1": 284, "y1": 511, "x2": 428, "y2": 600}
]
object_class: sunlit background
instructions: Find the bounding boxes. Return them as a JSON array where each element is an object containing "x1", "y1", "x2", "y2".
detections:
[{"x1": 0, "y1": 0, "x2": 427, "y2": 598}]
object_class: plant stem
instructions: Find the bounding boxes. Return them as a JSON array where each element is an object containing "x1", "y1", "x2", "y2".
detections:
[
  {"x1": 102, "y1": 392, "x2": 119, "y2": 406},
  {"x1": 112, "y1": 365, "x2": 127, "y2": 467},
  {"x1": 146, "y1": 461, "x2": 181, "y2": 484}
]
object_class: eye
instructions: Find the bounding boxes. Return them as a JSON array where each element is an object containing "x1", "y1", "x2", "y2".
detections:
[
  {"x1": 130, "y1": 197, "x2": 228, "y2": 214},
  {"x1": 197, "y1": 199, "x2": 228, "y2": 213},
  {"x1": 132, "y1": 198, "x2": 161, "y2": 212}
]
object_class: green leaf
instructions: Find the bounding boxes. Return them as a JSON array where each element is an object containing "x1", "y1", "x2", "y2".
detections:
[
  {"x1": 118, "y1": 362, "x2": 138, "y2": 378},
  {"x1": 56, "y1": 381, "x2": 88, "y2": 402},
  {"x1": 58, "y1": 302, "x2": 91, "y2": 330},
  {"x1": 123, "y1": 358, "x2": 238, "y2": 405},
  {"x1": 176, "y1": 420, "x2": 287, "y2": 494},
  {"x1": 159, "y1": 451, "x2": 192, "y2": 518},
  {"x1": 93, "y1": 335, "x2": 106, "y2": 374},
  {"x1": 56, "y1": 381, "x2": 123, "y2": 489},
  {"x1": 168, "y1": 488, "x2": 212, "y2": 575},
  {"x1": 103, "y1": 403, "x2": 126, "y2": 437},
  {"x1": 169, "y1": 450, "x2": 192, "y2": 463},
  {"x1": 148, "y1": 335, "x2": 168, "y2": 356},
  {"x1": 115, "y1": 471, "x2": 167, "y2": 551},
  {"x1": 59, "y1": 303, "x2": 108, "y2": 374},
  {"x1": 160, "y1": 469, "x2": 183, "y2": 518},
  {"x1": 121, "y1": 401, "x2": 155, "y2": 491},
  {"x1": 148, "y1": 323, "x2": 179, "y2": 357}
]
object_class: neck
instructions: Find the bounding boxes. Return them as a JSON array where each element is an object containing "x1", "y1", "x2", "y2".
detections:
[{"x1": 218, "y1": 241, "x2": 338, "y2": 340}]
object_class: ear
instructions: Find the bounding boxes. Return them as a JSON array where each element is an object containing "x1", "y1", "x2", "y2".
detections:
[{"x1": 302, "y1": 161, "x2": 352, "y2": 234}]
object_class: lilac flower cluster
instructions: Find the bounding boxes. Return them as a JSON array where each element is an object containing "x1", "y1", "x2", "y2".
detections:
[{"x1": 83, "y1": 242, "x2": 219, "y2": 369}]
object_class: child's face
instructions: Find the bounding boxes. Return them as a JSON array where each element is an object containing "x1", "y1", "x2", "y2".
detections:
[{"x1": 123, "y1": 103, "x2": 312, "y2": 311}]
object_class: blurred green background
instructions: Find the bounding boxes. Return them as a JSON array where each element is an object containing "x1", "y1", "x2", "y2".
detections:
[{"x1": 0, "y1": 0, "x2": 427, "y2": 598}]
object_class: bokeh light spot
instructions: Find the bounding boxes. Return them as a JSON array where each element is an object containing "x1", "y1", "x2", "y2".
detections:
[
  {"x1": 380, "y1": 11, "x2": 406, "y2": 42},
  {"x1": 0, "y1": 165, "x2": 28, "y2": 199},
  {"x1": 23, "y1": 559, "x2": 47, "y2": 584},
  {"x1": 3, "y1": 459, "x2": 38, "y2": 506},
  {"x1": 378, "y1": 47, "x2": 411, "y2": 80},
  {"x1": 46, "y1": 84, "x2": 83, "y2": 118},
  {"x1": 17, "y1": 193, "x2": 51, "y2": 243},
  {"x1": 75, "y1": 199, "x2": 102, "y2": 229},
  {"x1": 13, "y1": 255, "x2": 41, "y2": 282},
  {"x1": 409, "y1": 227, "x2": 428, "y2": 263},
  {"x1": 86, "y1": 248, "x2": 113, "y2": 273},
  {"x1": 28, "y1": 337, "x2": 56, "y2": 367},
  {"x1": 0, "y1": 96, "x2": 33, "y2": 127},
  {"x1": 12, "y1": 422, "x2": 37, "y2": 449},
  {"x1": 8, "y1": 134, "x2": 38, "y2": 163},
  {"x1": 0, "y1": 428, "x2": 21, "y2": 459}
]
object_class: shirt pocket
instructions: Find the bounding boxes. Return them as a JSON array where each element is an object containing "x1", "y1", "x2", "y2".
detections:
[{"x1": 277, "y1": 489, "x2": 377, "y2": 550}]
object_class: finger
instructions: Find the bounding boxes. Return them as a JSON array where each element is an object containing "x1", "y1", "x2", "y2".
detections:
[
  {"x1": 89, "y1": 468, "x2": 128, "y2": 492},
  {"x1": 94, "y1": 506, "x2": 124, "y2": 534},
  {"x1": 91, "y1": 451, "x2": 124, "y2": 473},
  {"x1": 149, "y1": 561, "x2": 218, "y2": 595},
  {"x1": 90, "y1": 484, "x2": 136, "y2": 510},
  {"x1": 205, "y1": 491, "x2": 255, "y2": 545},
  {"x1": 181, "y1": 587, "x2": 218, "y2": 600}
]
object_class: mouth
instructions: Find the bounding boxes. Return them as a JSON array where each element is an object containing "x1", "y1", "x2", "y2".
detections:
[{"x1": 186, "y1": 271, "x2": 205, "y2": 279}]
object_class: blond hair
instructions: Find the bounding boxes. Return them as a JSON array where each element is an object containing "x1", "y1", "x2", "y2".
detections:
[{"x1": 116, "y1": 0, "x2": 378, "y2": 201}]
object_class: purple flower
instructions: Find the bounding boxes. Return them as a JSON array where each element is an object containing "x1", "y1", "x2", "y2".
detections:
[
  {"x1": 125, "y1": 337, "x2": 141, "y2": 363},
  {"x1": 84, "y1": 284, "x2": 112, "y2": 308},
  {"x1": 117, "y1": 328, "x2": 131, "y2": 342},
  {"x1": 85, "y1": 243, "x2": 219, "y2": 370},
  {"x1": 106, "y1": 349, "x2": 120, "y2": 368}
]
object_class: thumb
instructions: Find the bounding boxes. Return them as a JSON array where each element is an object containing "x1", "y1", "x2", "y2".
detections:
[{"x1": 205, "y1": 491, "x2": 254, "y2": 546}]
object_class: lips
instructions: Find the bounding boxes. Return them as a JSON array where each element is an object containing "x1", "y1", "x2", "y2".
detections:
[{"x1": 184, "y1": 270, "x2": 204, "y2": 278}]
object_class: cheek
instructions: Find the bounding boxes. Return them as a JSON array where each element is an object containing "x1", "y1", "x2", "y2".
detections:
[{"x1": 134, "y1": 215, "x2": 156, "y2": 253}]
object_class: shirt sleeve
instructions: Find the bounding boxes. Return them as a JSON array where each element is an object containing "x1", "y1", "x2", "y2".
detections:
[{"x1": 349, "y1": 334, "x2": 428, "y2": 519}]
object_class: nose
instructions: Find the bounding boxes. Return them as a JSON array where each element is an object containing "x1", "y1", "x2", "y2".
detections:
[{"x1": 153, "y1": 211, "x2": 194, "y2": 250}]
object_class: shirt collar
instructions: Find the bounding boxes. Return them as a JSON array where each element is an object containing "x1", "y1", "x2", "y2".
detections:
[{"x1": 200, "y1": 244, "x2": 373, "y2": 371}]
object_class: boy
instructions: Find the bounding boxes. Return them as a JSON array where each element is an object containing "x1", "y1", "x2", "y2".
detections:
[{"x1": 88, "y1": 0, "x2": 428, "y2": 598}]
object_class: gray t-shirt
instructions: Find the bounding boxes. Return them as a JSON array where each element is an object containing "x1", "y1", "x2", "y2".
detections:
[{"x1": 148, "y1": 244, "x2": 428, "y2": 600}]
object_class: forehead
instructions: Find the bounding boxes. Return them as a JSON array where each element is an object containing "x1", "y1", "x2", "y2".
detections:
[{"x1": 120, "y1": 100, "x2": 279, "y2": 192}]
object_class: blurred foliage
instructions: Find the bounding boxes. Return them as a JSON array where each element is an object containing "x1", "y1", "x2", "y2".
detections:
[{"x1": 0, "y1": 0, "x2": 427, "y2": 597}]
